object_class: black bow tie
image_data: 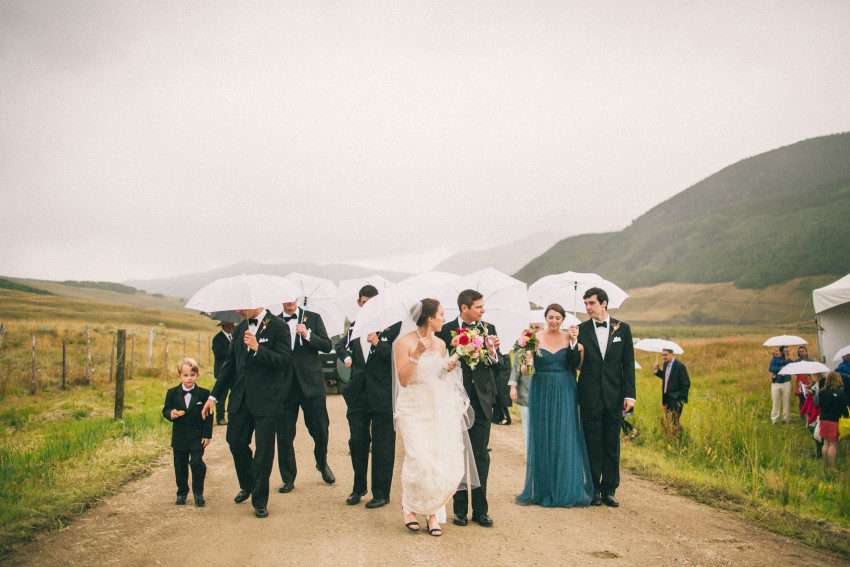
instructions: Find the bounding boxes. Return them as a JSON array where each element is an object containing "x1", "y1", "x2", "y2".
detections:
[
  {"x1": 595, "y1": 320, "x2": 607, "y2": 328},
  {"x1": 283, "y1": 315, "x2": 297, "y2": 322},
  {"x1": 248, "y1": 318, "x2": 258, "y2": 326},
  {"x1": 183, "y1": 388, "x2": 195, "y2": 394}
]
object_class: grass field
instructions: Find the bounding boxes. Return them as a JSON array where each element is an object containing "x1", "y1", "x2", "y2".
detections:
[{"x1": 0, "y1": 282, "x2": 847, "y2": 558}]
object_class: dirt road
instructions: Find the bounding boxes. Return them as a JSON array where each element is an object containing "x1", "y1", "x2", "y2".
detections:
[{"x1": 1, "y1": 396, "x2": 842, "y2": 566}]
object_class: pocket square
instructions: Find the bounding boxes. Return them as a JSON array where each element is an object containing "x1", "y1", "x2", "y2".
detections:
[
  {"x1": 259, "y1": 337, "x2": 269, "y2": 343},
  {"x1": 381, "y1": 337, "x2": 388, "y2": 342},
  {"x1": 195, "y1": 401, "x2": 203, "y2": 405},
  {"x1": 613, "y1": 337, "x2": 622, "y2": 343}
]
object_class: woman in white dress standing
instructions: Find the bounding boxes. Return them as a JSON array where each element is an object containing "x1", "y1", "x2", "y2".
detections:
[{"x1": 393, "y1": 298, "x2": 477, "y2": 537}]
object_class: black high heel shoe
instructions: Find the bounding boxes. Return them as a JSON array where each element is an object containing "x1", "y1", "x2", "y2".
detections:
[
  {"x1": 427, "y1": 516, "x2": 442, "y2": 537},
  {"x1": 404, "y1": 511, "x2": 420, "y2": 532}
]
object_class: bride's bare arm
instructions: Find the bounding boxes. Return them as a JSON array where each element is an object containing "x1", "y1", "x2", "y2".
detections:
[{"x1": 395, "y1": 334, "x2": 426, "y2": 387}]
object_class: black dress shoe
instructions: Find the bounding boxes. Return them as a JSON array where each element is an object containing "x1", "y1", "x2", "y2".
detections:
[
  {"x1": 278, "y1": 481, "x2": 294, "y2": 493},
  {"x1": 194, "y1": 494, "x2": 205, "y2": 507},
  {"x1": 365, "y1": 497, "x2": 388, "y2": 509},
  {"x1": 602, "y1": 494, "x2": 619, "y2": 508},
  {"x1": 591, "y1": 492, "x2": 603, "y2": 506},
  {"x1": 234, "y1": 489, "x2": 250, "y2": 504},
  {"x1": 317, "y1": 463, "x2": 335, "y2": 484},
  {"x1": 175, "y1": 494, "x2": 187, "y2": 505},
  {"x1": 346, "y1": 490, "x2": 367, "y2": 505},
  {"x1": 453, "y1": 513, "x2": 468, "y2": 526},
  {"x1": 472, "y1": 514, "x2": 493, "y2": 527},
  {"x1": 254, "y1": 507, "x2": 268, "y2": 518}
]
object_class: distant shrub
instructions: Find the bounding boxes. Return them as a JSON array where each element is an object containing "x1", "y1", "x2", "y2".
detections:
[
  {"x1": 0, "y1": 279, "x2": 52, "y2": 295},
  {"x1": 62, "y1": 281, "x2": 138, "y2": 294}
]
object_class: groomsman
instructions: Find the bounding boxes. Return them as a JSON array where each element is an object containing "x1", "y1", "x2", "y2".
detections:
[
  {"x1": 202, "y1": 308, "x2": 292, "y2": 518},
  {"x1": 653, "y1": 348, "x2": 690, "y2": 428},
  {"x1": 211, "y1": 322, "x2": 235, "y2": 425},
  {"x1": 338, "y1": 285, "x2": 401, "y2": 508},
  {"x1": 574, "y1": 287, "x2": 635, "y2": 508},
  {"x1": 436, "y1": 289, "x2": 502, "y2": 528},
  {"x1": 277, "y1": 300, "x2": 335, "y2": 492}
]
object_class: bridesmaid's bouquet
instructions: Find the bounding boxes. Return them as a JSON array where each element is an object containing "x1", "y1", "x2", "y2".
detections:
[
  {"x1": 447, "y1": 326, "x2": 490, "y2": 371},
  {"x1": 512, "y1": 328, "x2": 539, "y2": 376}
]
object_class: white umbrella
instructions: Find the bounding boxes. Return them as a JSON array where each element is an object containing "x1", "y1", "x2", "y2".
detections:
[
  {"x1": 634, "y1": 338, "x2": 684, "y2": 354},
  {"x1": 454, "y1": 268, "x2": 532, "y2": 355},
  {"x1": 778, "y1": 360, "x2": 831, "y2": 375},
  {"x1": 350, "y1": 275, "x2": 459, "y2": 359},
  {"x1": 763, "y1": 335, "x2": 808, "y2": 347},
  {"x1": 201, "y1": 310, "x2": 242, "y2": 324},
  {"x1": 185, "y1": 274, "x2": 301, "y2": 312},
  {"x1": 335, "y1": 276, "x2": 393, "y2": 321},
  {"x1": 528, "y1": 271, "x2": 629, "y2": 316},
  {"x1": 635, "y1": 361, "x2": 642, "y2": 370},
  {"x1": 278, "y1": 272, "x2": 346, "y2": 338},
  {"x1": 832, "y1": 345, "x2": 850, "y2": 361}
]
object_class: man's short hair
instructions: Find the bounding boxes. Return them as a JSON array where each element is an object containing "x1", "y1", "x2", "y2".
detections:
[
  {"x1": 457, "y1": 289, "x2": 483, "y2": 310},
  {"x1": 358, "y1": 285, "x2": 379, "y2": 300},
  {"x1": 662, "y1": 348, "x2": 674, "y2": 354},
  {"x1": 583, "y1": 286, "x2": 608, "y2": 306}
]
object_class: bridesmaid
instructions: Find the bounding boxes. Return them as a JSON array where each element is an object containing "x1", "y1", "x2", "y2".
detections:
[{"x1": 515, "y1": 304, "x2": 593, "y2": 508}]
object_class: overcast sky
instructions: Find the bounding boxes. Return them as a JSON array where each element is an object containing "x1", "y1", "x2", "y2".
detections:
[{"x1": 2, "y1": 0, "x2": 849, "y2": 282}]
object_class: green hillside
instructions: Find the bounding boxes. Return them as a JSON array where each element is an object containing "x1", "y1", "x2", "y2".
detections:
[{"x1": 515, "y1": 132, "x2": 850, "y2": 288}]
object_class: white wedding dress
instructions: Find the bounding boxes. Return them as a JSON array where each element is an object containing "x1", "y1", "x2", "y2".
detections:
[{"x1": 395, "y1": 349, "x2": 476, "y2": 522}]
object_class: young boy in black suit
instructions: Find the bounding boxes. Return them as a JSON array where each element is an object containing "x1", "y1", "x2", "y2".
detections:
[{"x1": 163, "y1": 357, "x2": 213, "y2": 506}]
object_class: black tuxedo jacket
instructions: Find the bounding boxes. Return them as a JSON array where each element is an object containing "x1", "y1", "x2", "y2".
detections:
[
  {"x1": 437, "y1": 319, "x2": 503, "y2": 420},
  {"x1": 211, "y1": 313, "x2": 292, "y2": 417},
  {"x1": 163, "y1": 384, "x2": 213, "y2": 451},
  {"x1": 337, "y1": 321, "x2": 401, "y2": 414},
  {"x1": 283, "y1": 309, "x2": 333, "y2": 398},
  {"x1": 576, "y1": 318, "x2": 636, "y2": 416},
  {"x1": 211, "y1": 330, "x2": 232, "y2": 378},
  {"x1": 654, "y1": 358, "x2": 690, "y2": 404}
]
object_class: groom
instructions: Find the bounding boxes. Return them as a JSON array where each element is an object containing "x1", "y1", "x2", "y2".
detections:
[
  {"x1": 574, "y1": 287, "x2": 635, "y2": 508},
  {"x1": 436, "y1": 289, "x2": 502, "y2": 527}
]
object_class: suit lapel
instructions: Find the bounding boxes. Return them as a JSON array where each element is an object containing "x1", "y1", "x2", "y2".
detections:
[
  {"x1": 603, "y1": 318, "x2": 618, "y2": 360},
  {"x1": 583, "y1": 321, "x2": 602, "y2": 356}
]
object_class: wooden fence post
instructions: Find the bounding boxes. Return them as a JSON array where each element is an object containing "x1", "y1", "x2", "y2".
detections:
[
  {"x1": 61, "y1": 340, "x2": 66, "y2": 390},
  {"x1": 164, "y1": 338, "x2": 169, "y2": 373},
  {"x1": 147, "y1": 328, "x2": 153, "y2": 370},
  {"x1": 109, "y1": 334, "x2": 115, "y2": 383},
  {"x1": 114, "y1": 330, "x2": 126, "y2": 420},
  {"x1": 85, "y1": 324, "x2": 91, "y2": 386},
  {"x1": 197, "y1": 331, "x2": 202, "y2": 364},
  {"x1": 0, "y1": 322, "x2": 5, "y2": 353},
  {"x1": 183, "y1": 338, "x2": 186, "y2": 359},
  {"x1": 130, "y1": 335, "x2": 135, "y2": 380},
  {"x1": 30, "y1": 335, "x2": 36, "y2": 395}
]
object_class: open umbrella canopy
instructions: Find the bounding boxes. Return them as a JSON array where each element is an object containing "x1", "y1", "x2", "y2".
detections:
[
  {"x1": 763, "y1": 335, "x2": 808, "y2": 347},
  {"x1": 832, "y1": 345, "x2": 850, "y2": 361},
  {"x1": 454, "y1": 268, "x2": 531, "y2": 354},
  {"x1": 185, "y1": 274, "x2": 301, "y2": 312},
  {"x1": 778, "y1": 360, "x2": 831, "y2": 375},
  {"x1": 635, "y1": 361, "x2": 642, "y2": 370},
  {"x1": 276, "y1": 272, "x2": 346, "y2": 338},
  {"x1": 528, "y1": 271, "x2": 628, "y2": 314},
  {"x1": 335, "y1": 275, "x2": 394, "y2": 321},
  {"x1": 634, "y1": 338, "x2": 684, "y2": 354},
  {"x1": 201, "y1": 311, "x2": 242, "y2": 324}
]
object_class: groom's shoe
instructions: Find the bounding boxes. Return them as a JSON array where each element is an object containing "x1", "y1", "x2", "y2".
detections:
[
  {"x1": 602, "y1": 493, "x2": 619, "y2": 508},
  {"x1": 452, "y1": 513, "x2": 468, "y2": 526},
  {"x1": 590, "y1": 492, "x2": 603, "y2": 506},
  {"x1": 234, "y1": 489, "x2": 251, "y2": 504},
  {"x1": 365, "y1": 497, "x2": 389, "y2": 509},
  {"x1": 472, "y1": 514, "x2": 493, "y2": 527},
  {"x1": 346, "y1": 490, "x2": 367, "y2": 505},
  {"x1": 278, "y1": 481, "x2": 294, "y2": 493},
  {"x1": 317, "y1": 463, "x2": 336, "y2": 484},
  {"x1": 254, "y1": 507, "x2": 269, "y2": 518},
  {"x1": 175, "y1": 494, "x2": 187, "y2": 505}
]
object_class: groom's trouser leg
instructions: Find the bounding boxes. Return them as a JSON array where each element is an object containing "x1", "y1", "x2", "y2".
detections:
[
  {"x1": 347, "y1": 393, "x2": 370, "y2": 495},
  {"x1": 251, "y1": 414, "x2": 279, "y2": 509},
  {"x1": 454, "y1": 393, "x2": 490, "y2": 517},
  {"x1": 300, "y1": 390, "x2": 331, "y2": 468},
  {"x1": 600, "y1": 410, "x2": 621, "y2": 494},
  {"x1": 370, "y1": 410, "x2": 396, "y2": 500},
  {"x1": 277, "y1": 380, "x2": 302, "y2": 483},
  {"x1": 226, "y1": 408, "x2": 255, "y2": 492}
]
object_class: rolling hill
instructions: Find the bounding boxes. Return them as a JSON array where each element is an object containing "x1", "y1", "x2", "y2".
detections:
[{"x1": 515, "y1": 132, "x2": 850, "y2": 288}]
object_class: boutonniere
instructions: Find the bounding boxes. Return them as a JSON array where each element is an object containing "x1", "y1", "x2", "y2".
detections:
[
  {"x1": 611, "y1": 322, "x2": 620, "y2": 334},
  {"x1": 260, "y1": 316, "x2": 271, "y2": 334},
  {"x1": 302, "y1": 315, "x2": 308, "y2": 324}
]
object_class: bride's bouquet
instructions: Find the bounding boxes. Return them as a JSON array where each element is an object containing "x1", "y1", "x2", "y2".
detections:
[
  {"x1": 447, "y1": 326, "x2": 490, "y2": 371},
  {"x1": 511, "y1": 328, "x2": 539, "y2": 376}
]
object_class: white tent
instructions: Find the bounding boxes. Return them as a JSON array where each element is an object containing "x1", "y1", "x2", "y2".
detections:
[{"x1": 813, "y1": 274, "x2": 850, "y2": 365}]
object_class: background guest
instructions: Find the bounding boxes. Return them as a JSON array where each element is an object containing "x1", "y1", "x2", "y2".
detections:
[
  {"x1": 814, "y1": 371, "x2": 849, "y2": 470},
  {"x1": 211, "y1": 322, "x2": 235, "y2": 425},
  {"x1": 769, "y1": 346, "x2": 793, "y2": 424},
  {"x1": 794, "y1": 345, "x2": 815, "y2": 419}
]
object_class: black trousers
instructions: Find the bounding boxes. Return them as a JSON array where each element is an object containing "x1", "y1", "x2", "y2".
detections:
[
  {"x1": 581, "y1": 407, "x2": 621, "y2": 495},
  {"x1": 346, "y1": 390, "x2": 396, "y2": 500},
  {"x1": 173, "y1": 447, "x2": 206, "y2": 496},
  {"x1": 226, "y1": 407, "x2": 279, "y2": 509},
  {"x1": 278, "y1": 377, "x2": 330, "y2": 483},
  {"x1": 454, "y1": 391, "x2": 490, "y2": 517}
]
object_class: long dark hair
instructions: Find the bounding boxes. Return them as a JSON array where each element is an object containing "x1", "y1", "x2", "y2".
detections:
[{"x1": 417, "y1": 298, "x2": 440, "y2": 326}]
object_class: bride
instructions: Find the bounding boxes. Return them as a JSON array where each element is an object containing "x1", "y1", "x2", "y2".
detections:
[{"x1": 393, "y1": 298, "x2": 478, "y2": 537}]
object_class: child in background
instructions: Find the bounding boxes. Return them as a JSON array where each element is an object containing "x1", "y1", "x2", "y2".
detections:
[{"x1": 162, "y1": 357, "x2": 213, "y2": 505}]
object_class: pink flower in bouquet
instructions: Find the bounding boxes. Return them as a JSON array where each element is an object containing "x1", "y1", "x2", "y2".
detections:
[
  {"x1": 517, "y1": 335, "x2": 527, "y2": 347},
  {"x1": 471, "y1": 337, "x2": 484, "y2": 349},
  {"x1": 451, "y1": 336, "x2": 460, "y2": 346}
]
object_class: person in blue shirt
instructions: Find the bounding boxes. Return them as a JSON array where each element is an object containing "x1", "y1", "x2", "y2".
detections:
[{"x1": 768, "y1": 346, "x2": 793, "y2": 424}]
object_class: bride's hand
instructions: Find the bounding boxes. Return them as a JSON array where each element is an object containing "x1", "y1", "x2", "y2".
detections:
[
  {"x1": 415, "y1": 336, "x2": 430, "y2": 354},
  {"x1": 446, "y1": 359, "x2": 457, "y2": 372},
  {"x1": 524, "y1": 351, "x2": 533, "y2": 365}
]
